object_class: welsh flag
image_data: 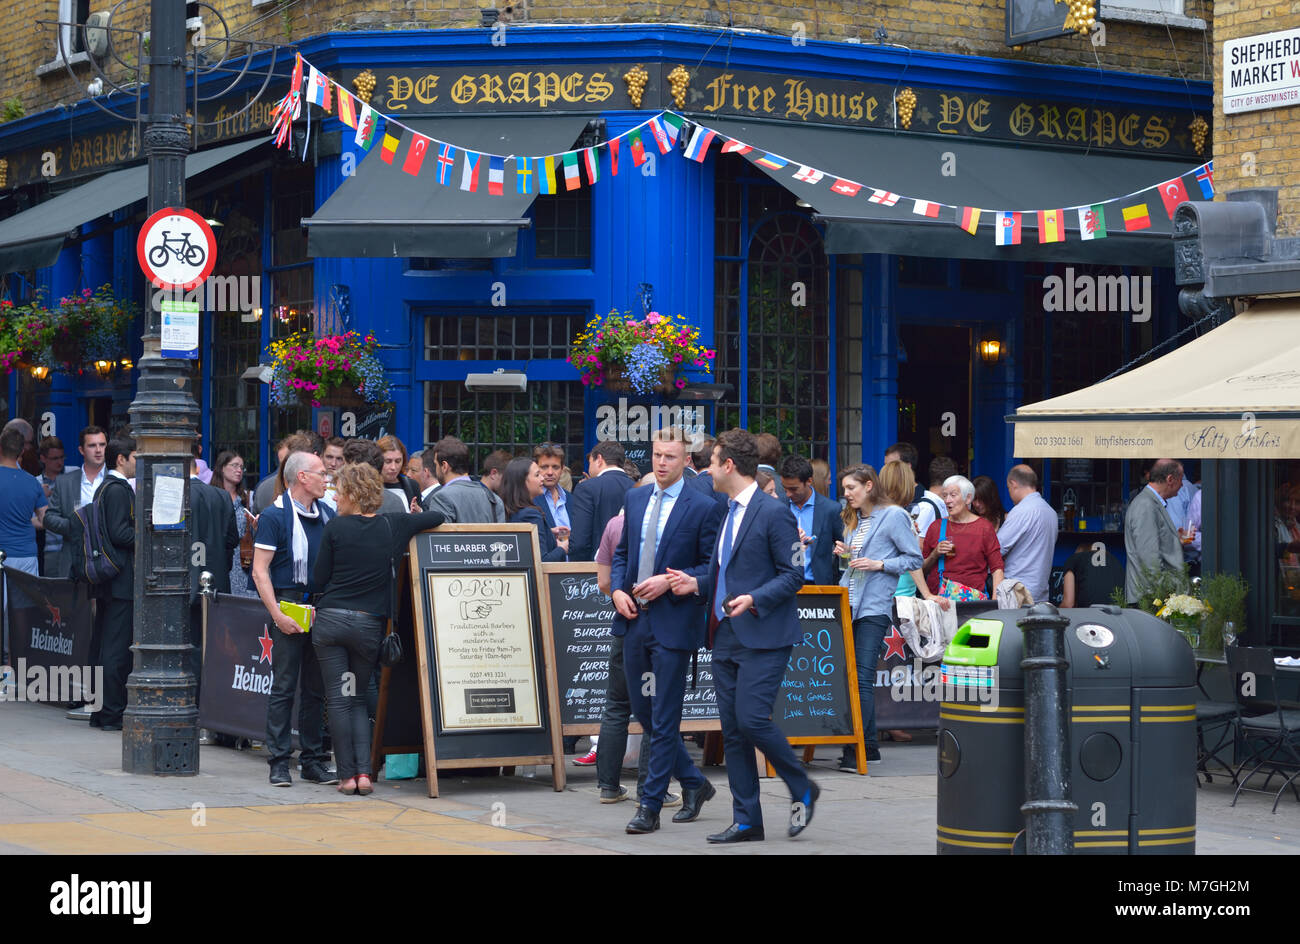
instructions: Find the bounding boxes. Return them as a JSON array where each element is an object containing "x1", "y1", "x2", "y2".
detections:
[
  {"x1": 354, "y1": 106, "x2": 378, "y2": 150},
  {"x1": 1078, "y1": 204, "x2": 1107, "y2": 241}
]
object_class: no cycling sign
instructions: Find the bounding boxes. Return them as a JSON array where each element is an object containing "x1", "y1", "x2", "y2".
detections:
[{"x1": 136, "y1": 206, "x2": 216, "y2": 291}]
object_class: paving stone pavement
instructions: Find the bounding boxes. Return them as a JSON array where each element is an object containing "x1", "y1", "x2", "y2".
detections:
[{"x1": 0, "y1": 700, "x2": 1296, "y2": 855}]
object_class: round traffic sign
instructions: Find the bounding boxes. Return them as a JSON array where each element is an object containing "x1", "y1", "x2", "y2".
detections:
[{"x1": 136, "y1": 207, "x2": 216, "y2": 291}]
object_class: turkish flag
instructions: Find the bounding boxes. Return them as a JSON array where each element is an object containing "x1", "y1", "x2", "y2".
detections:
[{"x1": 1159, "y1": 178, "x2": 1190, "y2": 218}]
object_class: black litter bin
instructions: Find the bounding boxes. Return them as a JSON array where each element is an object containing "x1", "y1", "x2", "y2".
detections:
[{"x1": 936, "y1": 605, "x2": 1196, "y2": 854}]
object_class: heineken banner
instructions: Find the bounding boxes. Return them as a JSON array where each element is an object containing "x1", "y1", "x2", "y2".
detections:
[
  {"x1": 201, "y1": 592, "x2": 294, "y2": 741},
  {"x1": 2, "y1": 568, "x2": 96, "y2": 704}
]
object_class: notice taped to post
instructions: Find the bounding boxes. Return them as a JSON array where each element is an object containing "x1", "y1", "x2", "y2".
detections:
[{"x1": 428, "y1": 572, "x2": 542, "y2": 731}]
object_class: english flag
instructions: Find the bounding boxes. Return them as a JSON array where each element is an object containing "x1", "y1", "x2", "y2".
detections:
[
  {"x1": 868, "y1": 189, "x2": 899, "y2": 206},
  {"x1": 793, "y1": 166, "x2": 824, "y2": 185}
]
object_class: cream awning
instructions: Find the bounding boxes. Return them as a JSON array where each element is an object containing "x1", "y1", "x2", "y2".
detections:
[{"x1": 1010, "y1": 298, "x2": 1300, "y2": 459}]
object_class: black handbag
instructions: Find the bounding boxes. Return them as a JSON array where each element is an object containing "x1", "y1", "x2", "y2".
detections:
[{"x1": 378, "y1": 517, "x2": 403, "y2": 667}]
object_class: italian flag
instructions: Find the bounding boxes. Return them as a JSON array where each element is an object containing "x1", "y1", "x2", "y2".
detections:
[{"x1": 583, "y1": 147, "x2": 600, "y2": 185}]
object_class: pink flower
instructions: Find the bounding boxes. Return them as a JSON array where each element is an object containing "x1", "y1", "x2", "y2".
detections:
[
  {"x1": 672, "y1": 354, "x2": 683, "y2": 363},
  {"x1": 587, "y1": 354, "x2": 597, "y2": 363},
  {"x1": 580, "y1": 375, "x2": 591, "y2": 386},
  {"x1": 646, "y1": 312, "x2": 662, "y2": 324},
  {"x1": 704, "y1": 350, "x2": 715, "y2": 359},
  {"x1": 675, "y1": 379, "x2": 686, "y2": 389}
]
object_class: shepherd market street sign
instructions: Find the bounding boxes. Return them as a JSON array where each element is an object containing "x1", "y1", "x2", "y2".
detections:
[{"x1": 1223, "y1": 27, "x2": 1300, "y2": 115}]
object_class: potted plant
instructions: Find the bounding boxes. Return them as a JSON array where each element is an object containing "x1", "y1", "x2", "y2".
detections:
[
  {"x1": 567, "y1": 309, "x2": 715, "y2": 396},
  {"x1": 1199, "y1": 573, "x2": 1248, "y2": 651},
  {"x1": 1155, "y1": 593, "x2": 1210, "y2": 647},
  {"x1": 0, "y1": 293, "x2": 55, "y2": 374},
  {"x1": 0, "y1": 285, "x2": 135, "y2": 376},
  {"x1": 266, "y1": 330, "x2": 389, "y2": 409}
]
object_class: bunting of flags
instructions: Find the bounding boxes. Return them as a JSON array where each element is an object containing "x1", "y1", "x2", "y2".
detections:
[{"x1": 276, "y1": 55, "x2": 1217, "y2": 250}]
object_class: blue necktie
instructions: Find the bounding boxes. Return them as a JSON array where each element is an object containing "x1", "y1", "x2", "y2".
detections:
[{"x1": 715, "y1": 499, "x2": 739, "y2": 621}]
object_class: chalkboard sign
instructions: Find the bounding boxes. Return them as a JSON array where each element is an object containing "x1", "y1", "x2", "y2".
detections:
[
  {"x1": 772, "y1": 586, "x2": 867, "y2": 771},
  {"x1": 544, "y1": 562, "x2": 720, "y2": 734},
  {"x1": 1063, "y1": 458, "x2": 1094, "y2": 484},
  {"x1": 408, "y1": 523, "x2": 565, "y2": 797}
]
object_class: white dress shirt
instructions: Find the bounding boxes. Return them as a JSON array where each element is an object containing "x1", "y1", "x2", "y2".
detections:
[{"x1": 79, "y1": 466, "x2": 105, "y2": 507}]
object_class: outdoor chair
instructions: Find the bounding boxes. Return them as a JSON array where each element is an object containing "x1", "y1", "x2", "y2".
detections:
[
  {"x1": 1227, "y1": 646, "x2": 1300, "y2": 813},
  {"x1": 1194, "y1": 699, "x2": 1238, "y2": 787}
]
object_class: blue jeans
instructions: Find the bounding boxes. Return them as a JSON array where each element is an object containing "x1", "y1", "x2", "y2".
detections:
[
  {"x1": 847, "y1": 614, "x2": 889, "y2": 756},
  {"x1": 312, "y1": 608, "x2": 385, "y2": 780}
]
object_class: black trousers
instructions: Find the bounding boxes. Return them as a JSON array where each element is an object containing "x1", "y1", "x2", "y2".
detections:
[
  {"x1": 312, "y1": 608, "x2": 384, "y2": 780},
  {"x1": 92, "y1": 597, "x2": 133, "y2": 726},
  {"x1": 265, "y1": 594, "x2": 328, "y2": 767}
]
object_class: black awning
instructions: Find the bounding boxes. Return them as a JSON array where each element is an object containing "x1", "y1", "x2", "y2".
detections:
[
  {"x1": 303, "y1": 115, "x2": 593, "y2": 259},
  {"x1": 0, "y1": 137, "x2": 265, "y2": 275},
  {"x1": 699, "y1": 117, "x2": 1192, "y2": 265}
]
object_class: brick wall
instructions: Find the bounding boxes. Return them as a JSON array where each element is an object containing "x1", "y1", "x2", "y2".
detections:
[
  {"x1": 0, "y1": 0, "x2": 1211, "y2": 121},
  {"x1": 1213, "y1": 2, "x2": 1300, "y2": 236}
]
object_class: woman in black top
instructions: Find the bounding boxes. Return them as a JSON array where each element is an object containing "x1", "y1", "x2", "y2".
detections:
[
  {"x1": 310, "y1": 463, "x2": 444, "y2": 795},
  {"x1": 501, "y1": 457, "x2": 569, "y2": 561}
]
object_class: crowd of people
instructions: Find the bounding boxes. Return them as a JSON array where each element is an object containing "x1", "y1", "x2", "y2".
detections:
[{"x1": 0, "y1": 411, "x2": 1207, "y2": 841}]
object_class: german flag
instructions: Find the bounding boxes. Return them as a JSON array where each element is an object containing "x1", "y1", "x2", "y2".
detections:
[
  {"x1": 1122, "y1": 202, "x2": 1152, "y2": 231},
  {"x1": 959, "y1": 207, "x2": 982, "y2": 235}
]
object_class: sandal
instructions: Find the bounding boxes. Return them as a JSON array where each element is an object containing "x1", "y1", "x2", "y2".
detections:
[
  {"x1": 338, "y1": 777, "x2": 358, "y2": 795},
  {"x1": 356, "y1": 774, "x2": 373, "y2": 796}
]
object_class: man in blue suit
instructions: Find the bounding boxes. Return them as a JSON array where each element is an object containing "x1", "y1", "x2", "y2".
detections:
[
  {"x1": 568, "y1": 441, "x2": 633, "y2": 561},
  {"x1": 780, "y1": 455, "x2": 843, "y2": 586},
  {"x1": 612, "y1": 430, "x2": 723, "y2": 834},
  {"x1": 686, "y1": 435, "x2": 729, "y2": 512},
  {"x1": 668, "y1": 428, "x2": 818, "y2": 843},
  {"x1": 532, "y1": 443, "x2": 572, "y2": 551}
]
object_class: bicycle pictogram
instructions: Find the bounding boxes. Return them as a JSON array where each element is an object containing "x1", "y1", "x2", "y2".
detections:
[{"x1": 148, "y1": 230, "x2": 206, "y2": 268}]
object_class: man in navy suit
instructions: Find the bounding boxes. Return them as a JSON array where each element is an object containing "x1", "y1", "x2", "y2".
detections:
[
  {"x1": 612, "y1": 430, "x2": 722, "y2": 834},
  {"x1": 780, "y1": 455, "x2": 844, "y2": 586},
  {"x1": 532, "y1": 443, "x2": 572, "y2": 552},
  {"x1": 568, "y1": 441, "x2": 633, "y2": 561},
  {"x1": 668, "y1": 429, "x2": 818, "y2": 843},
  {"x1": 686, "y1": 434, "x2": 729, "y2": 512}
]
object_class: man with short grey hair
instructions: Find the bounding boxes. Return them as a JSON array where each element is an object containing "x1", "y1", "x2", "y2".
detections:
[
  {"x1": 997, "y1": 464, "x2": 1058, "y2": 602},
  {"x1": 1124, "y1": 458, "x2": 1186, "y2": 604}
]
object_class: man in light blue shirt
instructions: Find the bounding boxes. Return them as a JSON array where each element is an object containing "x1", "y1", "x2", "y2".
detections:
[
  {"x1": 997, "y1": 464, "x2": 1059, "y2": 603},
  {"x1": 533, "y1": 444, "x2": 572, "y2": 548}
]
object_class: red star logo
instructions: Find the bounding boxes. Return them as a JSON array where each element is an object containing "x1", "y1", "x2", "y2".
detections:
[
  {"x1": 255, "y1": 627, "x2": 274, "y2": 665},
  {"x1": 882, "y1": 626, "x2": 908, "y2": 660},
  {"x1": 46, "y1": 604, "x2": 61, "y2": 625}
]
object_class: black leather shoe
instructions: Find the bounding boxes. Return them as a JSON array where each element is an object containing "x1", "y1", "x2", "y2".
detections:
[
  {"x1": 672, "y1": 779, "x2": 717, "y2": 823},
  {"x1": 789, "y1": 780, "x2": 820, "y2": 837},
  {"x1": 707, "y1": 823, "x2": 764, "y2": 843},
  {"x1": 300, "y1": 763, "x2": 340, "y2": 785},
  {"x1": 625, "y1": 805, "x2": 660, "y2": 834}
]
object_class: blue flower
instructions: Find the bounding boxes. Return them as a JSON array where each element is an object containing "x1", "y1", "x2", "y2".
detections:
[{"x1": 624, "y1": 342, "x2": 670, "y2": 396}]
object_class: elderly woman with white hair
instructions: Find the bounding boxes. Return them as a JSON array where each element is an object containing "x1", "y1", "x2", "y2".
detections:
[{"x1": 921, "y1": 474, "x2": 1004, "y2": 602}]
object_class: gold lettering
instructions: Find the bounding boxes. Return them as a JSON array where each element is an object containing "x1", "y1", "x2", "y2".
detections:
[
  {"x1": 704, "y1": 74, "x2": 732, "y2": 113},
  {"x1": 829, "y1": 92, "x2": 847, "y2": 120},
  {"x1": 1037, "y1": 105, "x2": 1063, "y2": 139},
  {"x1": 1118, "y1": 113, "x2": 1140, "y2": 146},
  {"x1": 585, "y1": 71, "x2": 614, "y2": 103},
  {"x1": 864, "y1": 95, "x2": 878, "y2": 122},
  {"x1": 1090, "y1": 111, "x2": 1116, "y2": 147},
  {"x1": 813, "y1": 92, "x2": 829, "y2": 118},
  {"x1": 93, "y1": 135, "x2": 102, "y2": 165},
  {"x1": 784, "y1": 79, "x2": 812, "y2": 120},
  {"x1": 937, "y1": 94, "x2": 964, "y2": 134},
  {"x1": 451, "y1": 74, "x2": 477, "y2": 105},
  {"x1": 560, "y1": 72, "x2": 584, "y2": 103},
  {"x1": 1142, "y1": 115, "x2": 1169, "y2": 150},
  {"x1": 532, "y1": 72, "x2": 562, "y2": 109},
  {"x1": 478, "y1": 74, "x2": 507, "y2": 104},
  {"x1": 747, "y1": 86, "x2": 761, "y2": 112},
  {"x1": 507, "y1": 72, "x2": 531, "y2": 104},
  {"x1": 965, "y1": 98, "x2": 991, "y2": 132},
  {"x1": 848, "y1": 92, "x2": 863, "y2": 122},
  {"x1": 1009, "y1": 102, "x2": 1035, "y2": 137},
  {"x1": 386, "y1": 75, "x2": 413, "y2": 111},
  {"x1": 1064, "y1": 107, "x2": 1086, "y2": 142},
  {"x1": 732, "y1": 82, "x2": 744, "y2": 110},
  {"x1": 413, "y1": 75, "x2": 439, "y2": 104},
  {"x1": 763, "y1": 87, "x2": 775, "y2": 113}
]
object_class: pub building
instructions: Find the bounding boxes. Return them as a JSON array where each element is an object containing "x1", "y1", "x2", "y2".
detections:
[{"x1": 0, "y1": 20, "x2": 1211, "y2": 574}]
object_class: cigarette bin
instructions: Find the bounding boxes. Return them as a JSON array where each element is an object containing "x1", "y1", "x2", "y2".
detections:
[{"x1": 936, "y1": 605, "x2": 1196, "y2": 854}]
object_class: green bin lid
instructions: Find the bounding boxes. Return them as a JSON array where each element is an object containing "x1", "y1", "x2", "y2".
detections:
[{"x1": 944, "y1": 618, "x2": 1005, "y2": 667}]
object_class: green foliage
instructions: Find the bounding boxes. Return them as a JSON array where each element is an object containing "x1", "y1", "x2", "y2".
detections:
[
  {"x1": 1, "y1": 97, "x2": 24, "y2": 122},
  {"x1": 1126, "y1": 561, "x2": 1190, "y2": 616},
  {"x1": 1200, "y1": 572, "x2": 1248, "y2": 650}
]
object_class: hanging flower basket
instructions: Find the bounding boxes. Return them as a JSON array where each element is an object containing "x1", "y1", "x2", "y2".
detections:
[
  {"x1": 567, "y1": 309, "x2": 715, "y2": 396},
  {"x1": 0, "y1": 285, "x2": 134, "y2": 375},
  {"x1": 266, "y1": 330, "x2": 390, "y2": 409}
]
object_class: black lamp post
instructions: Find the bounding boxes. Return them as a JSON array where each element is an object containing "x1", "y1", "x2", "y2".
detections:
[{"x1": 122, "y1": 0, "x2": 201, "y2": 775}]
